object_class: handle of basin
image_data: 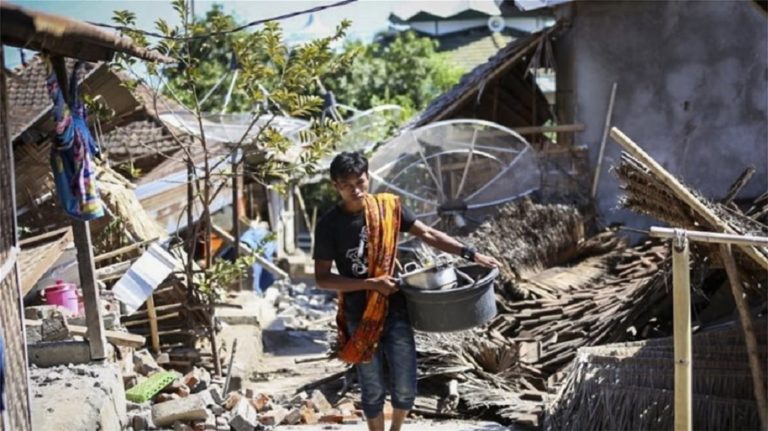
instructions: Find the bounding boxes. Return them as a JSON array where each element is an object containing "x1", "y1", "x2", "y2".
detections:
[
  {"x1": 402, "y1": 262, "x2": 420, "y2": 273},
  {"x1": 455, "y1": 269, "x2": 475, "y2": 288}
]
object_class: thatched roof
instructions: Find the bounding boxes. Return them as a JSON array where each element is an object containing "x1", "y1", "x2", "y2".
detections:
[
  {"x1": 405, "y1": 22, "x2": 561, "y2": 130},
  {"x1": 1, "y1": 2, "x2": 171, "y2": 63}
]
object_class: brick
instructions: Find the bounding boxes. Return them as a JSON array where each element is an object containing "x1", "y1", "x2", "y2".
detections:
[
  {"x1": 224, "y1": 392, "x2": 242, "y2": 411},
  {"x1": 249, "y1": 393, "x2": 271, "y2": 412},
  {"x1": 173, "y1": 421, "x2": 193, "y2": 431},
  {"x1": 176, "y1": 384, "x2": 191, "y2": 398},
  {"x1": 182, "y1": 368, "x2": 202, "y2": 390},
  {"x1": 335, "y1": 399, "x2": 356, "y2": 416},
  {"x1": 259, "y1": 407, "x2": 288, "y2": 426},
  {"x1": 152, "y1": 395, "x2": 208, "y2": 427},
  {"x1": 300, "y1": 405, "x2": 317, "y2": 425},
  {"x1": 310, "y1": 390, "x2": 332, "y2": 413},
  {"x1": 156, "y1": 393, "x2": 180, "y2": 404},
  {"x1": 318, "y1": 409, "x2": 344, "y2": 424},
  {"x1": 134, "y1": 350, "x2": 161, "y2": 376},
  {"x1": 228, "y1": 398, "x2": 258, "y2": 431},
  {"x1": 282, "y1": 407, "x2": 302, "y2": 425},
  {"x1": 41, "y1": 312, "x2": 70, "y2": 341}
]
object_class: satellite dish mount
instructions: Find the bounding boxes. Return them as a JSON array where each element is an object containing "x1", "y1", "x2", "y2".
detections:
[{"x1": 488, "y1": 16, "x2": 505, "y2": 33}]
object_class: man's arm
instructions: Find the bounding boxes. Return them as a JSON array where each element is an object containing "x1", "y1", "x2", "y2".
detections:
[
  {"x1": 314, "y1": 260, "x2": 398, "y2": 296},
  {"x1": 408, "y1": 220, "x2": 501, "y2": 268}
]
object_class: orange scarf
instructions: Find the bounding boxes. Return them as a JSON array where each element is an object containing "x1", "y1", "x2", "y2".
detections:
[{"x1": 336, "y1": 193, "x2": 401, "y2": 364}]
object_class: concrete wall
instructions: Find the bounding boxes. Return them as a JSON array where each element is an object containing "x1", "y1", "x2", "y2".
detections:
[{"x1": 555, "y1": 1, "x2": 767, "y2": 228}]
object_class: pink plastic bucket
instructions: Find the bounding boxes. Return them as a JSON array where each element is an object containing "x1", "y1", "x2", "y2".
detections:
[{"x1": 43, "y1": 280, "x2": 79, "y2": 315}]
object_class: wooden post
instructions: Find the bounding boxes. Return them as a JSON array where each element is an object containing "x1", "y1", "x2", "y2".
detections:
[
  {"x1": 231, "y1": 151, "x2": 241, "y2": 290},
  {"x1": 146, "y1": 295, "x2": 160, "y2": 355},
  {"x1": 719, "y1": 244, "x2": 768, "y2": 431},
  {"x1": 671, "y1": 231, "x2": 692, "y2": 431},
  {"x1": 610, "y1": 127, "x2": 768, "y2": 271},
  {"x1": 72, "y1": 220, "x2": 107, "y2": 360}
]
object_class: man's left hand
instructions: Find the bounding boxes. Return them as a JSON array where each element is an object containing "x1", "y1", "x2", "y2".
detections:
[{"x1": 474, "y1": 253, "x2": 501, "y2": 268}]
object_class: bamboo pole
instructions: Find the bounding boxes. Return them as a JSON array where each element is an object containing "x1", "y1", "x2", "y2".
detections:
[
  {"x1": 610, "y1": 127, "x2": 768, "y2": 271},
  {"x1": 672, "y1": 232, "x2": 692, "y2": 431},
  {"x1": 719, "y1": 244, "x2": 768, "y2": 431}
]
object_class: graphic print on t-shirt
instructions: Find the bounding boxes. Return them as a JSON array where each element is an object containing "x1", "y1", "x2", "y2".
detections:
[{"x1": 345, "y1": 225, "x2": 368, "y2": 276}]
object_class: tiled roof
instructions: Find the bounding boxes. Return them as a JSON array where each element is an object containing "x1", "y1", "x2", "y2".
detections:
[
  {"x1": 437, "y1": 30, "x2": 516, "y2": 72},
  {"x1": 7, "y1": 56, "x2": 95, "y2": 139},
  {"x1": 405, "y1": 24, "x2": 560, "y2": 129},
  {"x1": 100, "y1": 118, "x2": 182, "y2": 161}
]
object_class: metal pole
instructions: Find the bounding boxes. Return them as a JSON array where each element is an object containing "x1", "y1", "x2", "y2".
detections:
[
  {"x1": 672, "y1": 230, "x2": 692, "y2": 431},
  {"x1": 649, "y1": 226, "x2": 768, "y2": 247},
  {"x1": 591, "y1": 82, "x2": 617, "y2": 199}
]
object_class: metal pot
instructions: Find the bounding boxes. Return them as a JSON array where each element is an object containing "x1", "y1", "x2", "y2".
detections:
[{"x1": 399, "y1": 262, "x2": 457, "y2": 290}]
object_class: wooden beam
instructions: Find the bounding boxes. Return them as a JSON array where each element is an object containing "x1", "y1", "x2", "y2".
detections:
[
  {"x1": 513, "y1": 124, "x2": 585, "y2": 136},
  {"x1": 146, "y1": 295, "x2": 160, "y2": 354},
  {"x1": 671, "y1": 234, "x2": 692, "y2": 431},
  {"x1": 68, "y1": 324, "x2": 145, "y2": 349},
  {"x1": 719, "y1": 244, "x2": 768, "y2": 431},
  {"x1": 72, "y1": 220, "x2": 107, "y2": 360},
  {"x1": 610, "y1": 127, "x2": 768, "y2": 271},
  {"x1": 94, "y1": 237, "x2": 158, "y2": 264}
]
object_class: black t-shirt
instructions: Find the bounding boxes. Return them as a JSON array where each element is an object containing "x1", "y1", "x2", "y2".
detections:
[{"x1": 313, "y1": 201, "x2": 416, "y2": 322}]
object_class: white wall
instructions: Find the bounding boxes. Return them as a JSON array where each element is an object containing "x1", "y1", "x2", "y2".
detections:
[{"x1": 556, "y1": 1, "x2": 768, "y2": 228}]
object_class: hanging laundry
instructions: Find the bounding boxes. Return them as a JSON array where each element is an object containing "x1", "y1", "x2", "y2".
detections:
[{"x1": 46, "y1": 59, "x2": 104, "y2": 221}]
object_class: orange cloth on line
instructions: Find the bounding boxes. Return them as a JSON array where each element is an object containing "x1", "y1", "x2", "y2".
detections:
[{"x1": 336, "y1": 193, "x2": 402, "y2": 364}]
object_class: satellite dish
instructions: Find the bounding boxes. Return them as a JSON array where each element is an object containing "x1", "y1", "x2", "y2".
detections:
[
  {"x1": 487, "y1": 15, "x2": 506, "y2": 33},
  {"x1": 369, "y1": 119, "x2": 540, "y2": 228}
]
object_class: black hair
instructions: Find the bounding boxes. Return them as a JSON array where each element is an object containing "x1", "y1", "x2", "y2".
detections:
[{"x1": 329, "y1": 151, "x2": 368, "y2": 181}]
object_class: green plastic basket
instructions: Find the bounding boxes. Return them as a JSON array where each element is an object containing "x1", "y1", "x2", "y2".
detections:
[{"x1": 125, "y1": 371, "x2": 179, "y2": 403}]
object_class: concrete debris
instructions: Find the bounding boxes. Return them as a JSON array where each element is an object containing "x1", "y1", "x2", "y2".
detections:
[
  {"x1": 151, "y1": 394, "x2": 209, "y2": 427},
  {"x1": 134, "y1": 349, "x2": 162, "y2": 376},
  {"x1": 263, "y1": 280, "x2": 336, "y2": 331},
  {"x1": 258, "y1": 406, "x2": 288, "y2": 426},
  {"x1": 228, "y1": 398, "x2": 260, "y2": 431}
]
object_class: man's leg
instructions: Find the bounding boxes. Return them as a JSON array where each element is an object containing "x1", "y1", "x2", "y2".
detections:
[
  {"x1": 382, "y1": 311, "x2": 417, "y2": 431},
  {"x1": 349, "y1": 321, "x2": 388, "y2": 431},
  {"x1": 357, "y1": 352, "x2": 387, "y2": 431}
]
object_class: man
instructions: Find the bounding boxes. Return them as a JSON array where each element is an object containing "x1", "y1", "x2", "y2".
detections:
[{"x1": 314, "y1": 152, "x2": 499, "y2": 431}]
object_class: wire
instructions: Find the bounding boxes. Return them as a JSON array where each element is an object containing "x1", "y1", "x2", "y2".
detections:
[{"x1": 89, "y1": 0, "x2": 357, "y2": 41}]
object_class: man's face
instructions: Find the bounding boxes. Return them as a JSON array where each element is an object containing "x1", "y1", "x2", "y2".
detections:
[{"x1": 333, "y1": 172, "x2": 370, "y2": 204}]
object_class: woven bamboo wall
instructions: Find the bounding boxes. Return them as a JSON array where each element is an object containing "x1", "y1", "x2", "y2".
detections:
[{"x1": 0, "y1": 46, "x2": 31, "y2": 431}]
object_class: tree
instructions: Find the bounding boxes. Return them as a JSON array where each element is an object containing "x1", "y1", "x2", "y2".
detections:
[
  {"x1": 324, "y1": 31, "x2": 465, "y2": 116},
  {"x1": 111, "y1": 0, "x2": 354, "y2": 374}
]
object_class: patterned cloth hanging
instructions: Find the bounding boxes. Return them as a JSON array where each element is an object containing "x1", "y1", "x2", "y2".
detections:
[{"x1": 46, "y1": 59, "x2": 104, "y2": 221}]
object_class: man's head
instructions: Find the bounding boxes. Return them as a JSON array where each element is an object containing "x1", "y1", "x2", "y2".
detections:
[{"x1": 330, "y1": 151, "x2": 369, "y2": 205}]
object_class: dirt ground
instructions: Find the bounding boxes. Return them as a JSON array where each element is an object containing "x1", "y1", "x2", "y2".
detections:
[{"x1": 217, "y1": 288, "x2": 512, "y2": 430}]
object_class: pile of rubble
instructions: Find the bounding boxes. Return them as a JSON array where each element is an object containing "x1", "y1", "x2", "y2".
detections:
[
  {"x1": 262, "y1": 280, "x2": 336, "y2": 331},
  {"x1": 126, "y1": 347, "x2": 366, "y2": 430}
]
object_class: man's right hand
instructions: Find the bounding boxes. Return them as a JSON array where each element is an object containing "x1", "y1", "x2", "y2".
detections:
[{"x1": 366, "y1": 275, "x2": 399, "y2": 296}]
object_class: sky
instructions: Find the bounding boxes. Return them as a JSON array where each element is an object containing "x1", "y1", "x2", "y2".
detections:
[{"x1": 3, "y1": 0, "x2": 431, "y2": 68}]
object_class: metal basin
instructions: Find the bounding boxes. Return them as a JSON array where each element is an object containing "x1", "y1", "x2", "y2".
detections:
[
  {"x1": 399, "y1": 262, "x2": 457, "y2": 290},
  {"x1": 399, "y1": 265, "x2": 498, "y2": 332}
]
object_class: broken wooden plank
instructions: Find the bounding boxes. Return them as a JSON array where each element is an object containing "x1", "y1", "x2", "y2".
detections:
[{"x1": 68, "y1": 324, "x2": 145, "y2": 348}]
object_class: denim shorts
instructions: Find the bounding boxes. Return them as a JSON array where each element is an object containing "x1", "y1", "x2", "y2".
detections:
[{"x1": 347, "y1": 308, "x2": 417, "y2": 418}]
